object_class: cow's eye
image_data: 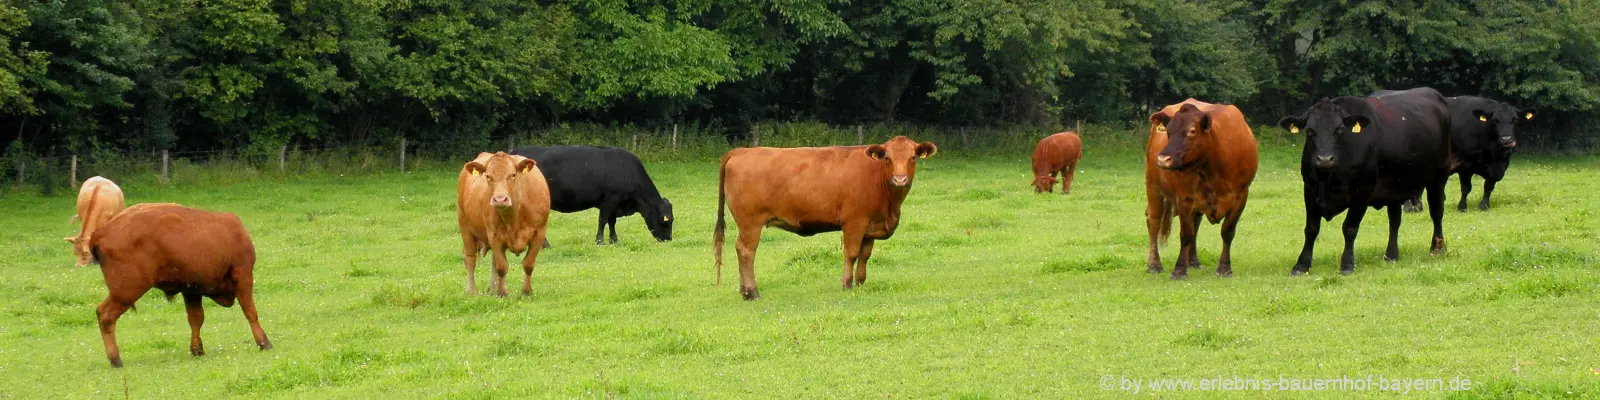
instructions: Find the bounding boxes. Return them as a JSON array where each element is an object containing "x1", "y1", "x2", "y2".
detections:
[{"x1": 1186, "y1": 129, "x2": 1197, "y2": 137}]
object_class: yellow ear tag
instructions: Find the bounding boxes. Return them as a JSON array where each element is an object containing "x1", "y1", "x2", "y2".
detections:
[
  {"x1": 1156, "y1": 125, "x2": 1167, "y2": 134},
  {"x1": 1289, "y1": 125, "x2": 1299, "y2": 134},
  {"x1": 1479, "y1": 115, "x2": 1488, "y2": 122},
  {"x1": 1525, "y1": 112, "x2": 1533, "y2": 120},
  {"x1": 471, "y1": 170, "x2": 480, "y2": 176},
  {"x1": 662, "y1": 216, "x2": 670, "y2": 222},
  {"x1": 1350, "y1": 123, "x2": 1362, "y2": 133}
]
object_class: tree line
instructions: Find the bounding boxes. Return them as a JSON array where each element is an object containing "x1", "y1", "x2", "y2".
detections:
[{"x1": 2, "y1": 0, "x2": 1597, "y2": 159}]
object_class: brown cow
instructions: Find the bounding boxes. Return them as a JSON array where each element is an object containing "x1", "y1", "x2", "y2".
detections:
[
  {"x1": 65, "y1": 176, "x2": 126, "y2": 267},
  {"x1": 457, "y1": 152, "x2": 551, "y2": 297},
  {"x1": 1144, "y1": 99, "x2": 1259, "y2": 278},
  {"x1": 713, "y1": 136, "x2": 937, "y2": 300},
  {"x1": 87, "y1": 203, "x2": 271, "y2": 367},
  {"x1": 1031, "y1": 131, "x2": 1083, "y2": 194}
]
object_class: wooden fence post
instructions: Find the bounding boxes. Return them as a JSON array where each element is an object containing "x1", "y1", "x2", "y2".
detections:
[
  {"x1": 1076, "y1": 120, "x2": 1082, "y2": 134},
  {"x1": 857, "y1": 125, "x2": 864, "y2": 144},
  {"x1": 161, "y1": 150, "x2": 169, "y2": 184},
  {"x1": 508, "y1": 136, "x2": 515, "y2": 152},
  {"x1": 69, "y1": 154, "x2": 78, "y2": 188},
  {"x1": 752, "y1": 125, "x2": 760, "y2": 147},
  {"x1": 961, "y1": 127, "x2": 969, "y2": 148},
  {"x1": 279, "y1": 145, "x2": 287, "y2": 172},
  {"x1": 399, "y1": 138, "x2": 407, "y2": 172},
  {"x1": 632, "y1": 134, "x2": 638, "y2": 150},
  {"x1": 16, "y1": 158, "x2": 23, "y2": 185},
  {"x1": 672, "y1": 124, "x2": 679, "y2": 150}
]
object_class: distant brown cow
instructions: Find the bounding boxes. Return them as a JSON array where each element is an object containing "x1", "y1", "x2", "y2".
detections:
[
  {"x1": 66, "y1": 176, "x2": 125, "y2": 266},
  {"x1": 87, "y1": 203, "x2": 271, "y2": 367},
  {"x1": 457, "y1": 152, "x2": 552, "y2": 296},
  {"x1": 1031, "y1": 132, "x2": 1083, "y2": 194},
  {"x1": 1144, "y1": 99, "x2": 1259, "y2": 278},
  {"x1": 713, "y1": 136, "x2": 937, "y2": 300}
]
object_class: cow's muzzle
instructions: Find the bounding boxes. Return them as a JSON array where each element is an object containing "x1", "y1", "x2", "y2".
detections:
[
  {"x1": 890, "y1": 175, "x2": 911, "y2": 187},
  {"x1": 1499, "y1": 136, "x2": 1517, "y2": 148},
  {"x1": 1313, "y1": 154, "x2": 1337, "y2": 169},
  {"x1": 491, "y1": 194, "x2": 512, "y2": 208},
  {"x1": 1155, "y1": 154, "x2": 1177, "y2": 169}
]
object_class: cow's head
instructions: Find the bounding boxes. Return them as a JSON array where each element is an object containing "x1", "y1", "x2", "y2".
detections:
[
  {"x1": 1148, "y1": 103, "x2": 1216, "y2": 170},
  {"x1": 865, "y1": 136, "x2": 937, "y2": 188},
  {"x1": 1032, "y1": 175, "x2": 1058, "y2": 193},
  {"x1": 64, "y1": 236, "x2": 92, "y2": 267},
  {"x1": 463, "y1": 152, "x2": 537, "y2": 210},
  {"x1": 642, "y1": 197, "x2": 674, "y2": 242},
  {"x1": 1472, "y1": 105, "x2": 1534, "y2": 149},
  {"x1": 1279, "y1": 99, "x2": 1372, "y2": 170}
]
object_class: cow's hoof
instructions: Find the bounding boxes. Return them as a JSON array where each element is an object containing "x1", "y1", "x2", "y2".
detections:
[
  {"x1": 1146, "y1": 264, "x2": 1163, "y2": 274},
  {"x1": 1457, "y1": 206, "x2": 1468, "y2": 213},
  {"x1": 741, "y1": 288, "x2": 760, "y2": 301},
  {"x1": 1339, "y1": 268, "x2": 1355, "y2": 276},
  {"x1": 259, "y1": 340, "x2": 273, "y2": 351},
  {"x1": 1290, "y1": 268, "x2": 1309, "y2": 276},
  {"x1": 1169, "y1": 273, "x2": 1188, "y2": 280},
  {"x1": 1479, "y1": 204, "x2": 1490, "y2": 211},
  {"x1": 1384, "y1": 253, "x2": 1399, "y2": 262},
  {"x1": 108, "y1": 357, "x2": 122, "y2": 368},
  {"x1": 1216, "y1": 266, "x2": 1233, "y2": 278},
  {"x1": 1431, "y1": 238, "x2": 1448, "y2": 256},
  {"x1": 190, "y1": 347, "x2": 204, "y2": 357}
]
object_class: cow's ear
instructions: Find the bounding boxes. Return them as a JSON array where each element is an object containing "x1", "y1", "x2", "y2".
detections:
[
  {"x1": 916, "y1": 141, "x2": 938, "y2": 159},
  {"x1": 513, "y1": 156, "x2": 536, "y2": 174},
  {"x1": 1197, "y1": 113, "x2": 1214, "y2": 132},
  {"x1": 865, "y1": 145, "x2": 887, "y2": 160},
  {"x1": 1278, "y1": 116, "x2": 1306, "y2": 134},
  {"x1": 1149, "y1": 112, "x2": 1172, "y2": 133},
  {"x1": 64, "y1": 237, "x2": 77, "y2": 244},
  {"x1": 1520, "y1": 108, "x2": 1536, "y2": 121},
  {"x1": 1344, "y1": 115, "x2": 1372, "y2": 134},
  {"x1": 464, "y1": 161, "x2": 487, "y2": 176}
]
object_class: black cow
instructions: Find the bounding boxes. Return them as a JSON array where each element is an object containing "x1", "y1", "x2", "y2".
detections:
[
  {"x1": 508, "y1": 146, "x2": 673, "y2": 245},
  {"x1": 1401, "y1": 96, "x2": 1535, "y2": 212},
  {"x1": 1277, "y1": 87, "x2": 1453, "y2": 275}
]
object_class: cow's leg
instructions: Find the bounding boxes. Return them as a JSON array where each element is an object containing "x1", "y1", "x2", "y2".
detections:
[
  {"x1": 461, "y1": 234, "x2": 479, "y2": 294},
  {"x1": 1060, "y1": 165, "x2": 1076, "y2": 195},
  {"x1": 735, "y1": 226, "x2": 762, "y2": 300},
  {"x1": 594, "y1": 209, "x2": 609, "y2": 245},
  {"x1": 1172, "y1": 211, "x2": 1199, "y2": 279},
  {"x1": 1292, "y1": 204, "x2": 1321, "y2": 275},
  {"x1": 1145, "y1": 194, "x2": 1167, "y2": 274},
  {"x1": 96, "y1": 298, "x2": 132, "y2": 367},
  {"x1": 236, "y1": 270, "x2": 271, "y2": 350},
  {"x1": 491, "y1": 245, "x2": 510, "y2": 297},
  {"x1": 840, "y1": 223, "x2": 867, "y2": 289},
  {"x1": 1480, "y1": 176, "x2": 1498, "y2": 211},
  {"x1": 854, "y1": 239, "x2": 874, "y2": 286},
  {"x1": 1384, "y1": 205, "x2": 1402, "y2": 262},
  {"x1": 1216, "y1": 206, "x2": 1244, "y2": 277},
  {"x1": 182, "y1": 292, "x2": 206, "y2": 356},
  {"x1": 521, "y1": 229, "x2": 546, "y2": 296},
  {"x1": 1338, "y1": 206, "x2": 1368, "y2": 275},
  {"x1": 1427, "y1": 180, "x2": 1448, "y2": 256},
  {"x1": 1456, "y1": 171, "x2": 1472, "y2": 212},
  {"x1": 1182, "y1": 212, "x2": 1205, "y2": 270},
  {"x1": 607, "y1": 217, "x2": 619, "y2": 244}
]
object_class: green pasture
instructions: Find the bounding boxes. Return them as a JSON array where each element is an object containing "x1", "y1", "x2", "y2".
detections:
[{"x1": 1, "y1": 138, "x2": 1597, "y2": 398}]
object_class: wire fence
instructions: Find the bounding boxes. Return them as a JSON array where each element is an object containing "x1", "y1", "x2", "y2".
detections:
[{"x1": 0, "y1": 120, "x2": 1151, "y2": 195}]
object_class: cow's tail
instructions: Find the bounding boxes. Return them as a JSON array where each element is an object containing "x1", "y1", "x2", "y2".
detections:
[
  {"x1": 713, "y1": 156, "x2": 729, "y2": 287},
  {"x1": 1155, "y1": 199, "x2": 1175, "y2": 247},
  {"x1": 89, "y1": 243, "x2": 103, "y2": 266}
]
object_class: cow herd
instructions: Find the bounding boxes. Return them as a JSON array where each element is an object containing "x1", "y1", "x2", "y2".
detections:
[{"x1": 58, "y1": 87, "x2": 1533, "y2": 367}]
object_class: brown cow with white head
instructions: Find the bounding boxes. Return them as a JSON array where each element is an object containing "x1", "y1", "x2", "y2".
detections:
[
  {"x1": 713, "y1": 136, "x2": 937, "y2": 300},
  {"x1": 457, "y1": 152, "x2": 552, "y2": 296}
]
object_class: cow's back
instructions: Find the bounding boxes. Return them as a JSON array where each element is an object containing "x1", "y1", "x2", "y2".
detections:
[
  {"x1": 511, "y1": 146, "x2": 655, "y2": 213},
  {"x1": 92, "y1": 204, "x2": 254, "y2": 286},
  {"x1": 723, "y1": 147, "x2": 882, "y2": 228}
]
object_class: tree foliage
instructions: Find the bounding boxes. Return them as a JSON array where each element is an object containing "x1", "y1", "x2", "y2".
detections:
[{"x1": 0, "y1": 0, "x2": 1597, "y2": 156}]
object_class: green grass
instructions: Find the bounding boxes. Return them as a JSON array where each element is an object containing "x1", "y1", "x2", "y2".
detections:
[{"x1": 1, "y1": 138, "x2": 1598, "y2": 399}]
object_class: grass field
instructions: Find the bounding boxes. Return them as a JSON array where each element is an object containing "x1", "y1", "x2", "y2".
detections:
[{"x1": 1, "y1": 138, "x2": 1597, "y2": 398}]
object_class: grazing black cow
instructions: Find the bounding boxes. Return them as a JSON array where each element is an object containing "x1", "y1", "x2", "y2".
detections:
[
  {"x1": 508, "y1": 146, "x2": 673, "y2": 245},
  {"x1": 1401, "y1": 96, "x2": 1534, "y2": 212},
  {"x1": 1277, "y1": 87, "x2": 1453, "y2": 275}
]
